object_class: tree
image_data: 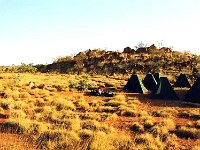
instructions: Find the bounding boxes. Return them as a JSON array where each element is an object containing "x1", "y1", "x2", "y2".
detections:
[
  {"x1": 17, "y1": 63, "x2": 37, "y2": 73},
  {"x1": 134, "y1": 41, "x2": 147, "y2": 49}
]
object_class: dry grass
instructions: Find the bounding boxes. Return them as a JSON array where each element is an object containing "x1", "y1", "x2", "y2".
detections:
[
  {"x1": 0, "y1": 73, "x2": 199, "y2": 149},
  {"x1": 152, "y1": 107, "x2": 179, "y2": 117}
]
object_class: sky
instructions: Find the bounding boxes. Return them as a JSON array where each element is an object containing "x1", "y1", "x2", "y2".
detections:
[{"x1": 0, "y1": 0, "x2": 200, "y2": 66}]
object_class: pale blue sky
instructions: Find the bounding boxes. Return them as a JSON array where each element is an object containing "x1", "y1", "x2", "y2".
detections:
[{"x1": 0, "y1": 0, "x2": 200, "y2": 65}]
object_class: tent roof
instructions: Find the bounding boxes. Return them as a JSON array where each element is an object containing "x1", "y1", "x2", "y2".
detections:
[
  {"x1": 150, "y1": 77, "x2": 179, "y2": 100},
  {"x1": 173, "y1": 73, "x2": 191, "y2": 88},
  {"x1": 124, "y1": 74, "x2": 147, "y2": 93},
  {"x1": 184, "y1": 77, "x2": 200, "y2": 103},
  {"x1": 143, "y1": 73, "x2": 157, "y2": 91},
  {"x1": 153, "y1": 72, "x2": 161, "y2": 83}
]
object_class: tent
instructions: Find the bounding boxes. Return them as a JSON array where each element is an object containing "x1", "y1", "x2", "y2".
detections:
[
  {"x1": 124, "y1": 74, "x2": 147, "y2": 93},
  {"x1": 173, "y1": 73, "x2": 191, "y2": 88},
  {"x1": 153, "y1": 73, "x2": 160, "y2": 83},
  {"x1": 184, "y1": 77, "x2": 200, "y2": 103},
  {"x1": 150, "y1": 77, "x2": 179, "y2": 100},
  {"x1": 143, "y1": 73, "x2": 157, "y2": 91}
]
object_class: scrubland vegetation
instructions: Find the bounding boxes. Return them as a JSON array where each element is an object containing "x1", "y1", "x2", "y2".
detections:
[
  {"x1": 0, "y1": 45, "x2": 200, "y2": 149},
  {"x1": 0, "y1": 73, "x2": 199, "y2": 149}
]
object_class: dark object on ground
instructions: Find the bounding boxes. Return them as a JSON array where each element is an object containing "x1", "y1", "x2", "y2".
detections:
[
  {"x1": 150, "y1": 77, "x2": 179, "y2": 100},
  {"x1": 143, "y1": 73, "x2": 157, "y2": 91},
  {"x1": 124, "y1": 74, "x2": 147, "y2": 93},
  {"x1": 184, "y1": 77, "x2": 200, "y2": 103},
  {"x1": 89, "y1": 90, "x2": 115, "y2": 97},
  {"x1": 173, "y1": 73, "x2": 191, "y2": 88},
  {"x1": 103, "y1": 91, "x2": 115, "y2": 97}
]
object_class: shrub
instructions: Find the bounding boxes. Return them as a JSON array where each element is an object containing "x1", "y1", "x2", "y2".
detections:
[
  {"x1": 10, "y1": 109, "x2": 27, "y2": 119},
  {"x1": 70, "y1": 93, "x2": 85, "y2": 101},
  {"x1": 35, "y1": 130, "x2": 66, "y2": 149},
  {"x1": 4, "y1": 88, "x2": 13, "y2": 98},
  {"x1": 70, "y1": 117, "x2": 81, "y2": 131},
  {"x1": 135, "y1": 133, "x2": 154, "y2": 145},
  {"x1": 90, "y1": 100, "x2": 104, "y2": 107},
  {"x1": 79, "y1": 112, "x2": 100, "y2": 120},
  {"x1": 36, "y1": 130, "x2": 80, "y2": 149},
  {"x1": 42, "y1": 106, "x2": 53, "y2": 114},
  {"x1": 131, "y1": 99, "x2": 141, "y2": 105},
  {"x1": 160, "y1": 118, "x2": 176, "y2": 131},
  {"x1": 130, "y1": 122, "x2": 144, "y2": 133},
  {"x1": 82, "y1": 119, "x2": 115, "y2": 133},
  {"x1": 135, "y1": 133, "x2": 165, "y2": 149},
  {"x1": 142, "y1": 116, "x2": 155, "y2": 129},
  {"x1": 113, "y1": 95, "x2": 126, "y2": 102},
  {"x1": 0, "y1": 119, "x2": 32, "y2": 134},
  {"x1": 175, "y1": 126, "x2": 200, "y2": 139},
  {"x1": 19, "y1": 92, "x2": 31, "y2": 99},
  {"x1": 28, "y1": 88, "x2": 40, "y2": 96},
  {"x1": 38, "y1": 89, "x2": 50, "y2": 97},
  {"x1": 179, "y1": 110, "x2": 200, "y2": 120},
  {"x1": 98, "y1": 124, "x2": 115, "y2": 134},
  {"x1": 89, "y1": 131, "x2": 115, "y2": 150},
  {"x1": 36, "y1": 98, "x2": 47, "y2": 107},
  {"x1": 97, "y1": 106, "x2": 116, "y2": 113},
  {"x1": 82, "y1": 120, "x2": 100, "y2": 131},
  {"x1": 79, "y1": 129, "x2": 93, "y2": 139},
  {"x1": 120, "y1": 109, "x2": 138, "y2": 117},
  {"x1": 69, "y1": 79, "x2": 93, "y2": 91},
  {"x1": 149, "y1": 119, "x2": 175, "y2": 138},
  {"x1": 104, "y1": 100, "x2": 126, "y2": 107},
  {"x1": 13, "y1": 101, "x2": 28, "y2": 110},
  {"x1": 76, "y1": 101, "x2": 90, "y2": 111},
  {"x1": 52, "y1": 98, "x2": 76, "y2": 111},
  {"x1": 152, "y1": 108, "x2": 178, "y2": 117},
  {"x1": 0, "y1": 98, "x2": 13, "y2": 109},
  {"x1": 98, "y1": 113, "x2": 111, "y2": 121},
  {"x1": 11, "y1": 90, "x2": 21, "y2": 100},
  {"x1": 52, "y1": 84, "x2": 64, "y2": 92},
  {"x1": 31, "y1": 121, "x2": 50, "y2": 134},
  {"x1": 105, "y1": 113, "x2": 118, "y2": 121},
  {"x1": 0, "y1": 107, "x2": 9, "y2": 119},
  {"x1": 104, "y1": 82, "x2": 115, "y2": 87},
  {"x1": 68, "y1": 80, "x2": 79, "y2": 89},
  {"x1": 150, "y1": 125, "x2": 169, "y2": 137},
  {"x1": 195, "y1": 120, "x2": 200, "y2": 129},
  {"x1": 112, "y1": 134, "x2": 134, "y2": 150}
]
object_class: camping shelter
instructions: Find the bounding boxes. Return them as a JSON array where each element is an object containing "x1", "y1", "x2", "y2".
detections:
[
  {"x1": 143, "y1": 73, "x2": 157, "y2": 91},
  {"x1": 173, "y1": 73, "x2": 191, "y2": 88},
  {"x1": 150, "y1": 77, "x2": 179, "y2": 100},
  {"x1": 124, "y1": 74, "x2": 147, "y2": 93},
  {"x1": 153, "y1": 73, "x2": 160, "y2": 83},
  {"x1": 184, "y1": 77, "x2": 200, "y2": 103}
]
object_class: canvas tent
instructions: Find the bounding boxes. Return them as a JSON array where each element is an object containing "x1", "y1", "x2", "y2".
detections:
[
  {"x1": 143, "y1": 73, "x2": 157, "y2": 91},
  {"x1": 153, "y1": 73, "x2": 160, "y2": 83},
  {"x1": 184, "y1": 77, "x2": 200, "y2": 103},
  {"x1": 150, "y1": 77, "x2": 179, "y2": 100},
  {"x1": 124, "y1": 74, "x2": 147, "y2": 93},
  {"x1": 173, "y1": 73, "x2": 191, "y2": 88}
]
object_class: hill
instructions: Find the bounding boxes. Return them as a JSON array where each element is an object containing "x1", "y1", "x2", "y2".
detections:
[
  {"x1": 37, "y1": 44, "x2": 200, "y2": 77},
  {"x1": 0, "y1": 44, "x2": 200, "y2": 78}
]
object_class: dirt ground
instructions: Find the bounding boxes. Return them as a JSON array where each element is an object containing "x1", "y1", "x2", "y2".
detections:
[{"x1": 0, "y1": 133, "x2": 36, "y2": 150}]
